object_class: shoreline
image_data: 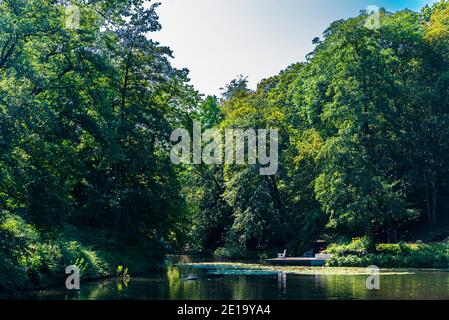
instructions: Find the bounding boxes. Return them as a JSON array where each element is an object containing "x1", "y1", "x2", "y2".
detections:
[{"x1": 182, "y1": 261, "x2": 449, "y2": 275}]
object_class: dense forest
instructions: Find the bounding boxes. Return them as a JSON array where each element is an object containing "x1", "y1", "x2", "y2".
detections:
[
  {"x1": 1, "y1": 0, "x2": 449, "y2": 294},
  {"x1": 186, "y1": 1, "x2": 449, "y2": 258}
]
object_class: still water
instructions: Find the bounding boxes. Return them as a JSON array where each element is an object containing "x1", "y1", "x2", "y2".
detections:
[{"x1": 28, "y1": 255, "x2": 449, "y2": 300}]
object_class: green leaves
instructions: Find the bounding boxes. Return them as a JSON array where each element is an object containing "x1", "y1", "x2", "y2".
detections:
[
  {"x1": 0, "y1": 0, "x2": 197, "y2": 252},
  {"x1": 1, "y1": 0, "x2": 448, "y2": 267},
  {"x1": 187, "y1": 4, "x2": 449, "y2": 256}
]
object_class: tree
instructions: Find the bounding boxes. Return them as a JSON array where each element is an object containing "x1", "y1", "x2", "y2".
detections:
[{"x1": 0, "y1": 0, "x2": 197, "y2": 251}]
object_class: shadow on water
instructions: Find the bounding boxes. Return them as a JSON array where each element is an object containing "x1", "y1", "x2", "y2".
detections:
[{"x1": 24, "y1": 255, "x2": 449, "y2": 300}]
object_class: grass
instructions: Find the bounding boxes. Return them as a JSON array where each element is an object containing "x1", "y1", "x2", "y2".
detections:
[{"x1": 0, "y1": 211, "x2": 164, "y2": 297}]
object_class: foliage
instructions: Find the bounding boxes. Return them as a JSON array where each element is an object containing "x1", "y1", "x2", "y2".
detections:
[
  {"x1": 326, "y1": 241, "x2": 449, "y2": 269},
  {"x1": 0, "y1": 0, "x2": 198, "y2": 293},
  {"x1": 213, "y1": 245, "x2": 250, "y2": 260},
  {"x1": 182, "y1": 1, "x2": 449, "y2": 259},
  {"x1": 0, "y1": 211, "x2": 161, "y2": 296}
]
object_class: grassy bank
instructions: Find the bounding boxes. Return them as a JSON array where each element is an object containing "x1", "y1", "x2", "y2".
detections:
[
  {"x1": 212, "y1": 237, "x2": 449, "y2": 269},
  {"x1": 325, "y1": 239, "x2": 449, "y2": 269},
  {"x1": 0, "y1": 213, "x2": 164, "y2": 297}
]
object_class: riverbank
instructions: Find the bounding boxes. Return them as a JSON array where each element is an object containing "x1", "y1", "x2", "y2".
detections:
[
  {"x1": 0, "y1": 214, "x2": 163, "y2": 297},
  {"x1": 325, "y1": 240, "x2": 449, "y2": 269},
  {"x1": 210, "y1": 238, "x2": 449, "y2": 270}
]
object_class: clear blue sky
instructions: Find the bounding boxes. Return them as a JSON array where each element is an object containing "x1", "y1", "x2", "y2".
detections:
[{"x1": 151, "y1": 0, "x2": 438, "y2": 96}]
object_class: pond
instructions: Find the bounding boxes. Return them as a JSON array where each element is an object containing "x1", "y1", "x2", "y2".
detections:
[{"x1": 26, "y1": 255, "x2": 449, "y2": 300}]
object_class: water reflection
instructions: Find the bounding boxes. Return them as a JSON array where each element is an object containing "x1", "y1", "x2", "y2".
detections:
[
  {"x1": 25, "y1": 255, "x2": 449, "y2": 300},
  {"x1": 278, "y1": 272, "x2": 287, "y2": 298}
]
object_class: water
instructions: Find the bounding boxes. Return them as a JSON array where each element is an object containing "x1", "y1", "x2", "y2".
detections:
[{"x1": 26, "y1": 256, "x2": 449, "y2": 300}]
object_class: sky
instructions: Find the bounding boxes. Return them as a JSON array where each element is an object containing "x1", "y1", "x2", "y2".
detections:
[{"x1": 151, "y1": 0, "x2": 438, "y2": 96}]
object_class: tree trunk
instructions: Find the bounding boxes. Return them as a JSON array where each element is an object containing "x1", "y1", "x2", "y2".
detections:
[
  {"x1": 431, "y1": 181, "x2": 438, "y2": 225},
  {"x1": 425, "y1": 183, "x2": 433, "y2": 226},
  {"x1": 266, "y1": 176, "x2": 288, "y2": 246},
  {"x1": 387, "y1": 218, "x2": 397, "y2": 243},
  {"x1": 424, "y1": 172, "x2": 434, "y2": 226},
  {"x1": 367, "y1": 226, "x2": 377, "y2": 253}
]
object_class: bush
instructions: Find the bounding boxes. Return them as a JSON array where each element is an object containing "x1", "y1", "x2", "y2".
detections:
[
  {"x1": 214, "y1": 245, "x2": 249, "y2": 260},
  {"x1": 0, "y1": 211, "x2": 163, "y2": 296},
  {"x1": 326, "y1": 240, "x2": 449, "y2": 269},
  {"x1": 325, "y1": 237, "x2": 369, "y2": 256}
]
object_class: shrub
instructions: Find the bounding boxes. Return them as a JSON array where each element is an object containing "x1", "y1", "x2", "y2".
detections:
[
  {"x1": 0, "y1": 211, "x2": 163, "y2": 296},
  {"x1": 325, "y1": 237, "x2": 369, "y2": 256},
  {"x1": 214, "y1": 245, "x2": 249, "y2": 260},
  {"x1": 326, "y1": 241, "x2": 449, "y2": 269}
]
